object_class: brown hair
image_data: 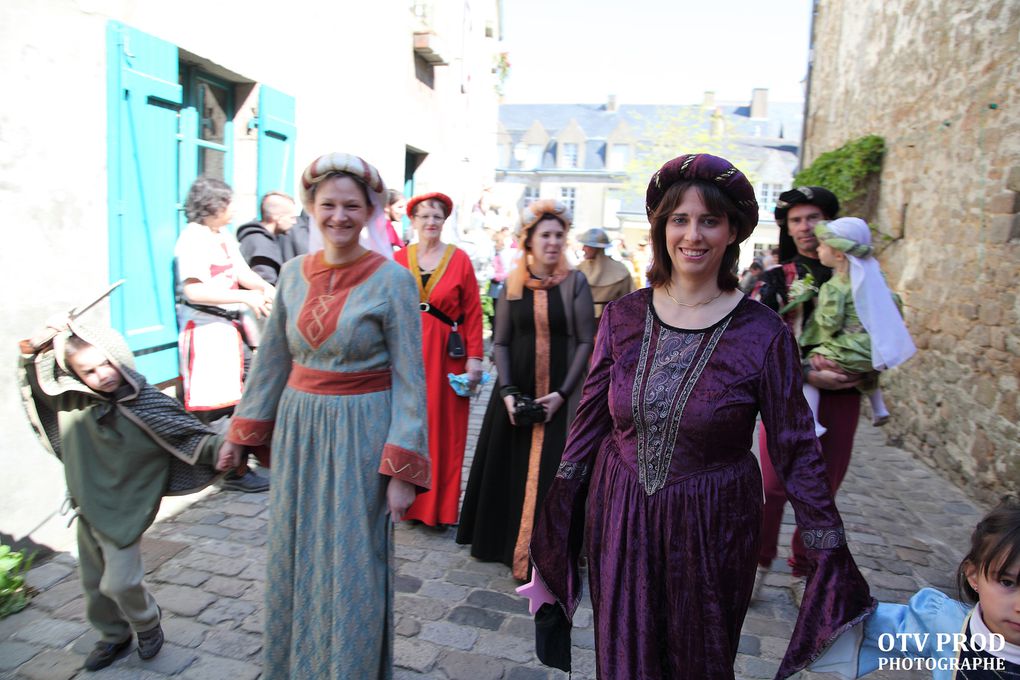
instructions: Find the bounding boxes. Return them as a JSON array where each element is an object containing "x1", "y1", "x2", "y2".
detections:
[
  {"x1": 64, "y1": 334, "x2": 93, "y2": 362},
  {"x1": 646, "y1": 180, "x2": 746, "y2": 291},
  {"x1": 185, "y1": 176, "x2": 233, "y2": 224},
  {"x1": 310, "y1": 172, "x2": 371, "y2": 207},
  {"x1": 523, "y1": 214, "x2": 566, "y2": 251},
  {"x1": 386, "y1": 189, "x2": 405, "y2": 206},
  {"x1": 957, "y1": 495, "x2": 1020, "y2": 603}
]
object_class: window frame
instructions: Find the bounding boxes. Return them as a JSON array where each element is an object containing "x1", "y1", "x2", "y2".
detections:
[
  {"x1": 560, "y1": 186, "x2": 576, "y2": 214},
  {"x1": 561, "y1": 142, "x2": 579, "y2": 169}
]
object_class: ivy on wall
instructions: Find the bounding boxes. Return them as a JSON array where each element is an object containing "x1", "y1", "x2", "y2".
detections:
[{"x1": 794, "y1": 135, "x2": 885, "y2": 206}]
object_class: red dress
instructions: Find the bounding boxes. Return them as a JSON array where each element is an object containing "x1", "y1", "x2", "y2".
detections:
[{"x1": 395, "y1": 245, "x2": 484, "y2": 525}]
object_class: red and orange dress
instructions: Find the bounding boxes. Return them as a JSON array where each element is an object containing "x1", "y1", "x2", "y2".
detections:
[{"x1": 395, "y1": 244, "x2": 483, "y2": 526}]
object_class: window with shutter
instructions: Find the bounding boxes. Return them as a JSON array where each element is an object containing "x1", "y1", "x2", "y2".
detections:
[{"x1": 256, "y1": 86, "x2": 296, "y2": 210}]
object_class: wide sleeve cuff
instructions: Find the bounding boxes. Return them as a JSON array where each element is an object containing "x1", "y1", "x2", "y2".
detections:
[
  {"x1": 777, "y1": 543, "x2": 876, "y2": 679},
  {"x1": 226, "y1": 417, "x2": 274, "y2": 447},
  {"x1": 379, "y1": 443, "x2": 432, "y2": 491},
  {"x1": 802, "y1": 526, "x2": 847, "y2": 549}
]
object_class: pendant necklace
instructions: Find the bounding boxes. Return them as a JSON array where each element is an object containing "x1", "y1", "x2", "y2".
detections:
[{"x1": 664, "y1": 284, "x2": 723, "y2": 308}]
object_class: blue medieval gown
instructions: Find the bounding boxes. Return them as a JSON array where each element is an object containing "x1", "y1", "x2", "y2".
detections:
[{"x1": 227, "y1": 250, "x2": 429, "y2": 680}]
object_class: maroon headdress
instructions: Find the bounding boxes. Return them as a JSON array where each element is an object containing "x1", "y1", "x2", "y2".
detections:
[{"x1": 645, "y1": 154, "x2": 759, "y2": 242}]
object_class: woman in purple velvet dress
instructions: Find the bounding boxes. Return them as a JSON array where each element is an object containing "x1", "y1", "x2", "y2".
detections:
[{"x1": 528, "y1": 154, "x2": 875, "y2": 680}]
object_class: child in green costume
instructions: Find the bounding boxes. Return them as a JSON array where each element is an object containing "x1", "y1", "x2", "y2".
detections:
[
  {"x1": 19, "y1": 317, "x2": 228, "y2": 671},
  {"x1": 799, "y1": 217, "x2": 916, "y2": 435}
]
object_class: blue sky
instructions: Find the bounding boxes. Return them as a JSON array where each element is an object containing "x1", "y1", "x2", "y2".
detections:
[{"x1": 499, "y1": 0, "x2": 813, "y2": 105}]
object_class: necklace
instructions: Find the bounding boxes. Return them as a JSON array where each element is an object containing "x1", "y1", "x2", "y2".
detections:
[{"x1": 664, "y1": 284, "x2": 724, "y2": 308}]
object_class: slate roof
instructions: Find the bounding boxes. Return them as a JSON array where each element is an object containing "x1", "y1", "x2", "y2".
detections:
[
  {"x1": 498, "y1": 99, "x2": 804, "y2": 214},
  {"x1": 499, "y1": 101, "x2": 803, "y2": 174}
]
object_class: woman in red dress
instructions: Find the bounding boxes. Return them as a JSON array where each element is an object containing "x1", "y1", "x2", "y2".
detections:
[{"x1": 395, "y1": 192, "x2": 484, "y2": 527}]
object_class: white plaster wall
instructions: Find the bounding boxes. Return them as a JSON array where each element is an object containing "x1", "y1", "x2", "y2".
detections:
[
  {"x1": 1, "y1": 1, "x2": 112, "y2": 551},
  {"x1": 0, "y1": 0, "x2": 502, "y2": 548}
]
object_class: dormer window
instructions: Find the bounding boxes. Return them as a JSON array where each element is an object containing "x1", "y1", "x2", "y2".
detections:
[
  {"x1": 526, "y1": 144, "x2": 543, "y2": 169},
  {"x1": 608, "y1": 143, "x2": 630, "y2": 170},
  {"x1": 561, "y1": 143, "x2": 579, "y2": 169}
]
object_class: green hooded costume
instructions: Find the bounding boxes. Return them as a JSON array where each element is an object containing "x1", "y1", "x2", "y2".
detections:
[{"x1": 19, "y1": 321, "x2": 224, "y2": 547}]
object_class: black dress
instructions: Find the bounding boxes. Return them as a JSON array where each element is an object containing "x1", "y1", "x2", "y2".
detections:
[{"x1": 456, "y1": 274, "x2": 594, "y2": 580}]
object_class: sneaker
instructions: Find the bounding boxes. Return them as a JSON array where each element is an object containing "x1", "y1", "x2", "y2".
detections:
[
  {"x1": 84, "y1": 638, "x2": 131, "y2": 671},
  {"x1": 751, "y1": 565, "x2": 770, "y2": 601},
  {"x1": 789, "y1": 575, "x2": 807, "y2": 607},
  {"x1": 872, "y1": 414, "x2": 890, "y2": 427},
  {"x1": 136, "y1": 622, "x2": 164, "y2": 660},
  {"x1": 221, "y1": 468, "x2": 269, "y2": 493}
]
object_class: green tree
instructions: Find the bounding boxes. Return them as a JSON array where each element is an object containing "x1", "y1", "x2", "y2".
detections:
[
  {"x1": 625, "y1": 106, "x2": 761, "y2": 197},
  {"x1": 794, "y1": 135, "x2": 885, "y2": 221}
]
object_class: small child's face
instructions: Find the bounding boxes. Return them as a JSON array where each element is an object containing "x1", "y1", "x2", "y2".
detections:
[
  {"x1": 68, "y1": 345, "x2": 125, "y2": 394},
  {"x1": 965, "y1": 556, "x2": 1020, "y2": 646},
  {"x1": 816, "y1": 242, "x2": 843, "y2": 268}
]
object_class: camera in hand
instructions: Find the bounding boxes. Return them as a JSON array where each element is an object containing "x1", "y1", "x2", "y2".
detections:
[{"x1": 513, "y1": 395, "x2": 547, "y2": 427}]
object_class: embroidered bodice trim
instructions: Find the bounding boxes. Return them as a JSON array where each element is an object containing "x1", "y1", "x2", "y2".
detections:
[
  {"x1": 296, "y1": 252, "x2": 386, "y2": 349},
  {"x1": 408, "y1": 243, "x2": 456, "y2": 303},
  {"x1": 632, "y1": 308, "x2": 731, "y2": 495}
]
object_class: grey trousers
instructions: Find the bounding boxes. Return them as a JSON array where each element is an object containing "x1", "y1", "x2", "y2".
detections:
[{"x1": 76, "y1": 518, "x2": 160, "y2": 642}]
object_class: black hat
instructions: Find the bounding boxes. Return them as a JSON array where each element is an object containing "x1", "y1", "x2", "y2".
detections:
[{"x1": 774, "y1": 186, "x2": 839, "y2": 260}]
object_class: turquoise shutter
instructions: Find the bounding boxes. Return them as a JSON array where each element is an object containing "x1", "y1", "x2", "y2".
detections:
[
  {"x1": 177, "y1": 106, "x2": 198, "y2": 231},
  {"x1": 256, "y1": 86, "x2": 296, "y2": 215},
  {"x1": 106, "y1": 22, "x2": 182, "y2": 382}
]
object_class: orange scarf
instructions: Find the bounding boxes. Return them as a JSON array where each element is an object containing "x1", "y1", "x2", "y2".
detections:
[{"x1": 505, "y1": 250, "x2": 570, "y2": 300}]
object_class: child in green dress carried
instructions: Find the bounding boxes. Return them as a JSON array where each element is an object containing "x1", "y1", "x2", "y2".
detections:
[{"x1": 799, "y1": 217, "x2": 916, "y2": 435}]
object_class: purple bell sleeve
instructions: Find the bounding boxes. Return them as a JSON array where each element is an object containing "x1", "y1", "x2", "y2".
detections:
[
  {"x1": 530, "y1": 300, "x2": 616, "y2": 620},
  {"x1": 757, "y1": 325, "x2": 876, "y2": 679}
]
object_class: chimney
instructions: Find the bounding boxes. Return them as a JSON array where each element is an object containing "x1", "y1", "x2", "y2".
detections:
[
  {"x1": 750, "y1": 88, "x2": 768, "y2": 119},
  {"x1": 711, "y1": 107, "x2": 725, "y2": 137},
  {"x1": 606, "y1": 94, "x2": 617, "y2": 112},
  {"x1": 702, "y1": 91, "x2": 716, "y2": 109}
]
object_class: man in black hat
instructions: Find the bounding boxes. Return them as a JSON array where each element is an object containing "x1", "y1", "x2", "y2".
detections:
[{"x1": 755, "y1": 186, "x2": 865, "y2": 606}]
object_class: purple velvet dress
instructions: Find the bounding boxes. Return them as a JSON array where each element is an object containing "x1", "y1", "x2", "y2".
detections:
[{"x1": 530, "y1": 289, "x2": 874, "y2": 680}]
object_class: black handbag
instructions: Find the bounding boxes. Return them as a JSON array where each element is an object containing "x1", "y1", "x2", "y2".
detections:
[
  {"x1": 534, "y1": 603, "x2": 571, "y2": 672},
  {"x1": 446, "y1": 324, "x2": 466, "y2": 359},
  {"x1": 513, "y1": 395, "x2": 547, "y2": 427}
]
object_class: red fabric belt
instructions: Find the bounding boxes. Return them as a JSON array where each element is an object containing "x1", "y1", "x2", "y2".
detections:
[{"x1": 287, "y1": 364, "x2": 392, "y2": 395}]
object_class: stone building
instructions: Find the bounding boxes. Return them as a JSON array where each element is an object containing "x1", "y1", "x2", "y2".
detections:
[
  {"x1": 0, "y1": 0, "x2": 503, "y2": 547},
  {"x1": 492, "y1": 90, "x2": 803, "y2": 270},
  {"x1": 804, "y1": 0, "x2": 1019, "y2": 498}
]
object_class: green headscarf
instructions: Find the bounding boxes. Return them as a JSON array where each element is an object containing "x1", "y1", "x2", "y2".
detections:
[{"x1": 813, "y1": 220, "x2": 873, "y2": 258}]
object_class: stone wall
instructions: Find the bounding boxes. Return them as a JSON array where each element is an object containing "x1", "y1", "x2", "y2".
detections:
[{"x1": 804, "y1": 0, "x2": 1020, "y2": 500}]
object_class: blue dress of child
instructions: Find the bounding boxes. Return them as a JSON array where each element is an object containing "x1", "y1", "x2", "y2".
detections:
[{"x1": 811, "y1": 588, "x2": 1020, "y2": 680}]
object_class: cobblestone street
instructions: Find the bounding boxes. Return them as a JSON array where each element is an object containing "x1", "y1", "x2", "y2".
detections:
[{"x1": 0, "y1": 377, "x2": 989, "y2": 679}]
